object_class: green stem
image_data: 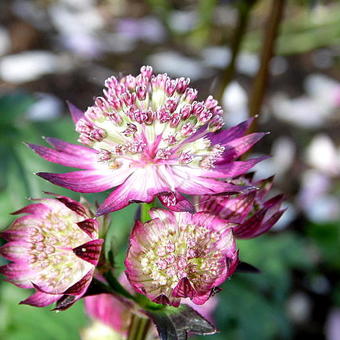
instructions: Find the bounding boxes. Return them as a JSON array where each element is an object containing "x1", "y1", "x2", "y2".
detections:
[
  {"x1": 140, "y1": 202, "x2": 156, "y2": 223},
  {"x1": 103, "y1": 270, "x2": 137, "y2": 302},
  {"x1": 248, "y1": 0, "x2": 286, "y2": 122},
  {"x1": 215, "y1": 0, "x2": 257, "y2": 101},
  {"x1": 127, "y1": 314, "x2": 151, "y2": 340}
]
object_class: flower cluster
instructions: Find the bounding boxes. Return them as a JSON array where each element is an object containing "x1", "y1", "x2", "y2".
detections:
[{"x1": 0, "y1": 66, "x2": 284, "y2": 339}]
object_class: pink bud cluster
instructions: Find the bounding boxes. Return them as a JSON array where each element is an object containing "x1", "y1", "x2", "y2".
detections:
[{"x1": 75, "y1": 66, "x2": 224, "y2": 171}]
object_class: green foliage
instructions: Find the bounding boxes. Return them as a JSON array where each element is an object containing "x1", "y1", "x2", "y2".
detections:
[
  {"x1": 147, "y1": 304, "x2": 216, "y2": 340},
  {"x1": 0, "y1": 283, "x2": 87, "y2": 340},
  {"x1": 196, "y1": 233, "x2": 313, "y2": 340},
  {"x1": 244, "y1": 3, "x2": 340, "y2": 55},
  {"x1": 307, "y1": 221, "x2": 340, "y2": 269}
]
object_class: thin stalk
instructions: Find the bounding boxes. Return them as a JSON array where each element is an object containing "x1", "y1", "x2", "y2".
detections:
[
  {"x1": 127, "y1": 313, "x2": 151, "y2": 340},
  {"x1": 248, "y1": 0, "x2": 286, "y2": 120},
  {"x1": 103, "y1": 270, "x2": 137, "y2": 302},
  {"x1": 215, "y1": 0, "x2": 256, "y2": 101}
]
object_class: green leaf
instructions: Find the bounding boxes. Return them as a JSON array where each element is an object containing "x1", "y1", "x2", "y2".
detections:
[{"x1": 146, "y1": 304, "x2": 216, "y2": 340}]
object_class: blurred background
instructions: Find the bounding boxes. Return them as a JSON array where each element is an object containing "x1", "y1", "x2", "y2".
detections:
[{"x1": 0, "y1": 0, "x2": 340, "y2": 339}]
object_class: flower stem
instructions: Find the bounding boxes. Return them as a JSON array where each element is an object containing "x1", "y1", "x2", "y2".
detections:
[
  {"x1": 215, "y1": 0, "x2": 257, "y2": 101},
  {"x1": 140, "y1": 202, "x2": 156, "y2": 223},
  {"x1": 248, "y1": 0, "x2": 286, "y2": 120},
  {"x1": 103, "y1": 270, "x2": 137, "y2": 302},
  {"x1": 127, "y1": 313, "x2": 151, "y2": 340}
]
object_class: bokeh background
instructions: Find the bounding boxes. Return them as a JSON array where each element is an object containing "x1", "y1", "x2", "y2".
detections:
[{"x1": 0, "y1": 0, "x2": 340, "y2": 339}]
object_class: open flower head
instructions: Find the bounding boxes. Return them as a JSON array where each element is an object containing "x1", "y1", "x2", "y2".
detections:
[
  {"x1": 0, "y1": 196, "x2": 103, "y2": 309},
  {"x1": 199, "y1": 175, "x2": 285, "y2": 239},
  {"x1": 125, "y1": 209, "x2": 238, "y2": 307},
  {"x1": 29, "y1": 66, "x2": 266, "y2": 215}
]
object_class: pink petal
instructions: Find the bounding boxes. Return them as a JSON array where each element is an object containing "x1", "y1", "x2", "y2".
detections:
[
  {"x1": 153, "y1": 294, "x2": 171, "y2": 305},
  {"x1": 37, "y1": 169, "x2": 130, "y2": 193},
  {"x1": 84, "y1": 294, "x2": 131, "y2": 335},
  {"x1": 97, "y1": 168, "x2": 168, "y2": 215},
  {"x1": 169, "y1": 167, "x2": 249, "y2": 195},
  {"x1": 218, "y1": 132, "x2": 267, "y2": 162},
  {"x1": 172, "y1": 277, "x2": 196, "y2": 298},
  {"x1": 66, "y1": 101, "x2": 84, "y2": 123},
  {"x1": 77, "y1": 219, "x2": 99, "y2": 238},
  {"x1": 208, "y1": 118, "x2": 254, "y2": 145},
  {"x1": 11, "y1": 203, "x2": 49, "y2": 216},
  {"x1": 212, "y1": 157, "x2": 269, "y2": 177},
  {"x1": 64, "y1": 270, "x2": 93, "y2": 296},
  {"x1": 27, "y1": 143, "x2": 96, "y2": 169},
  {"x1": 158, "y1": 192, "x2": 194, "y2": 213},
  {"x1": 45, "y1": 194, "x2": 89, "y2": 216},
  {"x1": 191, "y1": 291, "x2": 211, "y2": 305},
  {"x1": 0, "y1": 241, "x2": 31, "y2": 262},
  {"x1": 44, "y1": 137, "x2": 97, "y2": 158},
  {"x1": 20, "y1": 291, "x2": 62, "y2": 307},
  {"x1": 0, "y1": 263, "x2": 34, "y2": 288},
  {"x1": 73, "y1": 239, "x2": 103, "y2": 265}
]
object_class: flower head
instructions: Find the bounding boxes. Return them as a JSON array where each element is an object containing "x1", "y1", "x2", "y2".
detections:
[
  {"x1": 29, "y1": 66, "x2": 266, "y2": 215},
  {"x1": 0, "y1": 196, "x2": 103, "y2": 309},
  {"x1": 199, "y1": 175, "x2": 285, "y2": 239},
  {"x1": 125, "y1": 209, "x2": 238, "y2": 307}
]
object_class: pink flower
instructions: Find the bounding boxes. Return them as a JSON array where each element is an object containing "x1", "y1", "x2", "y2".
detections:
[
  {"x1": 28, "y1": 66, "x2": 265, "y2": 215},
  {"x1": 199, "y1": 175, "x2": 285, "y2": 239},
  {"x1": 125, "y1": 209, "x2": 238, "y2": 307},
  {"x1": 84, "y1": 294, "x2": 131, "y2": 336},
  {"x1": 84, "y1": 274, "x2": 133, "y2": 336},
  {"x1": 0, "y1": 196, "x2": 103, "y2": 310}
]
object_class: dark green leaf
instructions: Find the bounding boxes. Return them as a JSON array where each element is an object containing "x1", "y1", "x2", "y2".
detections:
[{"x1": 146, "y1": 304, "x2": 216, "y2": 340}]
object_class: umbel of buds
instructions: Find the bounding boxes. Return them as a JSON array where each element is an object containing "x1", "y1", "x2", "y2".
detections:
[
  {"x1": 125, "y1": 209, "x2": 238, "y2": 307},
  {"x1": 0, "y1": 66, "x2": 285, "y2": 339},
  {"x1": 0, "y1": 196, "x2": 103, "y2": 310}
]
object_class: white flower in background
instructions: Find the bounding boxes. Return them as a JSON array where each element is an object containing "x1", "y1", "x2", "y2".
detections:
[
  {"x1": 298, "y1": 170, "x2": 340, "y2": 222},
  {"x1": 305, "y1": 134, "x2": 340, "y2": 176},
  {"x1": 252, "y1": 136, "x2": 296, "y2": 180},
  {"x1": 271, "y1": 74, "x2": 340, "y2": 128},
  {"x1": 147, "y1": 51, "x2": 209, "y2": 80},
  {"x1": 26, "y1": 93, "x2": 62, "y2": 122},
  {"x1": 0, "y1": 51, "x2": 60, "y2": 83},
  {"x1": 201, "y1": 46, "x2": 259, "y2": 76},
  {"x1": 222, "y1": 81, "x2": 248, "y2": 127},
  {"x1": 0, "y1": 26, "x2": 10, "y2": 56}
]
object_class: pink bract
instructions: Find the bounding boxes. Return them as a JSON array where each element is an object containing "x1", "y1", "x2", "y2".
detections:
[
  {"x1": 84, "y1": 273, "x2": 133, "y2": 336},
  {"x1": 125, "y1": 209, "x2": 238, "y2": 307},
  {"x1": 28, "y1": 66, "x2": 266, "y2": 215},
  {"x1": 199, "y1": 175, "x2": 285, "y2": 239},
  {"x1": 0, "y1": 196, "x2": 103, "y2": 310}
]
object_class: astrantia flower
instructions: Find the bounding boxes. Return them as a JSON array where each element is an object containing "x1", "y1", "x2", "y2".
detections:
[
  {"x1": 125, "y1": 209, "x2": 238, "y2": 307},
  {"x1": 0, "y1": 196, "x2": 103, "y2": 309},
  {"x1": 29, "y1": 66, "x2": 266, "y2": 215},
  {"x1": 85, "y1": 293, "x2": 131, "y2": 337},
  {"x1": 199, "y1": 175, "x2": 285, "y2": 239},
  {"x1": 84, "y1": 274, "x2": 133, "y2": 337}
]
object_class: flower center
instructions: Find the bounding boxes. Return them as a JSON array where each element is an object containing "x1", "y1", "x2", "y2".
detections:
[
  {"x1": 139, "y1": 223, "x2": 224, "y2": 292},
  {"x1": 26, "y1": 211, "x2": 92, "y2": 291},
  {"x1": 75, "y1": 67, "x2": 225, "y2": 170}
]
